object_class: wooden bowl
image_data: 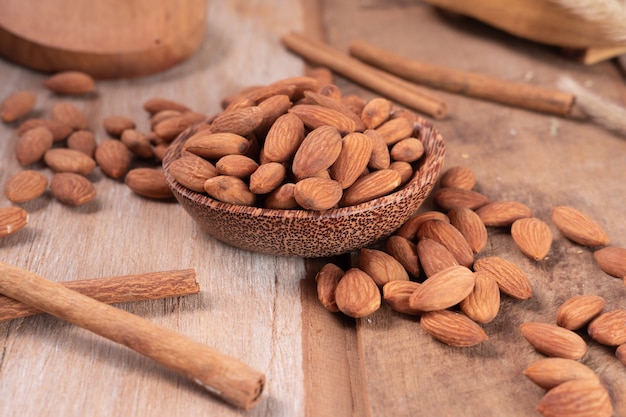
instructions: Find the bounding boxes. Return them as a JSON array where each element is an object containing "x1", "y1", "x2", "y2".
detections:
[{"x1": 162, "y1": 117, "x2": 446, "y2": 258}]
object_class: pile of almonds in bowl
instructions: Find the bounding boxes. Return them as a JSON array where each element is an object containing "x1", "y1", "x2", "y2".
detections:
[{"x1": 162, "y1": 75, "x2": 446, "y2": 258}]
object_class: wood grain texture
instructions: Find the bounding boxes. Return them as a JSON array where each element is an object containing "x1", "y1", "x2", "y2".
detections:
[{"x1": 0, "y1": 1, "x2": 309, "y2": 416}]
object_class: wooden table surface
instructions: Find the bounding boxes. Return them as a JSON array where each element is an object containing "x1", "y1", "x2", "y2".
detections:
[{"x1": 1, "y1": 1, "x2": 626, "y2": 416}]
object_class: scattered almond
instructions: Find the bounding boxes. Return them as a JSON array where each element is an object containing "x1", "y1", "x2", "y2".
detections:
[
  {"x1": 447, "y1": 207, "x2": 488, "y2": 254},
  {"x1": 593, "y1": 246, "x2": 626, "y2": 278},
  {"x1": 475, "y1": 200, "x2": 532, "y2": 227},
  {"x1": 17, "y1": 118, "x2": 72, "y2": 142},
  {"x1": 1, "y1": 91, "x2": 36, "y2": 122},
  {"x1": 334, "y1": 268, "x2": 381, "y2": 318},
  {"x1": 396, "y1": 210, "x2": 449, "y2": 240},
  {"x1": 50, "y1": 102, "x2": 87, "y2": 130},
  {"x1": 433, "y1": 187, "x2": 492, "y2": 211},
  {"x1": 120, "y1": 129, "x2": 154, "y2": 159},
  {"x1": 459, "y1": 271, "x2": 500, "y2": 324},
  {"x1": 511, "y1": 217, "x2": 553, "y2": 261},
  {"x1": 315, "y1": 263, "x2": 344, "y2": 313},
  {"x1": 4, "y1": 170, "x2": 48, "y2": 203},
  {"x1": 44, "y1": 148, "x2": 97, "y2": 176},
  {"x1": 0, "y1": 206, "x2": 29, "y2": 238},
  {"x1": 382, "y1": 280, "x2": 422, "y2": 315},
  {"x1": 536, "y1": 378, "x2": 612, "y2": 417},
  {"x1": 416, "y1": 237, "x2": 459, "y2": 277},
  {"x1": 359, "y1": 247, "x2": 410, "y2": 286},
  {"x1": 67, "y1": 130, "x2": 97, "y2": 157},
  {"x1": 521, "y1": 322, "x2": 587, "y2": 360},
  {"x1": 409, "y1": 265, "x2": 475, "y2": 311},
  {"x1": 125, "y1": 168, "x2": 173, "y2": 199},
  {"x1": 385, "y1": 235, "x2": 420, "y2": 277},
  {"x1": 524, "y1": 357, "x2": 599, "y2": 390},
  {"x1": 50, "y1": 172, "x2": 96, "y2": 206},
  {"x1": 103, "y1": 115, "x2": 136, "y2": 137},
  {"x1": 416, "y1": 219, "x2": 474, "y2": 268},
  {"x1": 43, "y1": 71, "x2": 95, "y2": 95},
  {"x1": 473, "y1": 256, "x2": 533, "y2": 300},
  {"x1": 587, "y1": 309, "x2": 626, "y2": 346},
  {"x1": 95, "y1": 139, "x2": 132, "y2": 179},
  {"x1": 143, "y1": 97, "x2": 191, "y2": 114},
  {"x1": 420, "y1": 309, "x2": 488, "y2": 347},
  {"x1": 439, "y1": 166, "x2": 476, "y2": 190},
  {"x1": 556, "y1": 295, "x2": 605, "y2": 331},
  {"x1": 551, "y1": 205, "x2": 610, "y2": 247},
  {"x1": 15, "y1": 126, "x2": 54, "y2": 165}
]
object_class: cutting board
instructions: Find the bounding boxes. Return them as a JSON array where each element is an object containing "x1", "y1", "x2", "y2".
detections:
[{"x1": 0, "y1": 0, "x2": 207, "y2": 79}]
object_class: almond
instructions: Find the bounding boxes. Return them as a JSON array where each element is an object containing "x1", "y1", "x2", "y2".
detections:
[
  {"x1": 473, "y1": 256, "x2": 532, "y2": 300},
  {"x1": 475, "y1": 200, "x2": 532, "y2": 227},
  {"x1": 439, "y1": 166, "x2": 476, "y2": 190},
  {"x1": 293, "y1": 177, "x2": 342, "y2": 211},
  {"x1": 385, "y1": 235, "x2": 420, "y2": 277},
  {"x1": 616, "y1": 344, "x2": 626, "y2": 366},
  {"x1": 389, "y1": 161, "x2": 414, "y2": 185},
  {"x1": 169, "y1": 154, "x2": 218, "y2": 192},
  {"x1": 94, "y1": 139, "x2": 132, "y2": 179},
  {"x1": 306, "y1": 67, "x2": 333, "y2": 88},
  {"x1": 249, "y1": 162, "x2": 286, "y2": 194},
  {"x1": 44, "y1": 148, "x2": 97, "y2": 176},
  {"x1": 150, "y1": 109, "x2": 183, "y2": 128},
  {"x1": 511, "y1": 217, "x2": 553, "y2": 261},
  {"x1": 216, "y1": 154, "x2": 259, "y2": 178},
  {"x1": 43, "y1": 71, "x2": 95, "y2": 95},
  {"x1": 341, "y1": 168, "x2": 401, "y2": 207},
  {"x1": 459, "y1": 271, "x2": 500, "y2": 324},
  {"x1": 4, "y1": 170, "x2": 48, "y2": 203},
  {"x1": 364, "y1": 129, "x2": 391, "y2": 170},
  {"x1": 551, "y1": 205, "x2": 610, "y2": 247},
  {"x1": 375, "y1": 117, "x2": 414, "y2": 146},
  {"x1": 292, "y1": 125, "x2": 342, "y2": 180},
  {"x1": 524, "y1": 357, "x2": 599, "y2": 390},
  {"x1": 396, "y1": 210, "x2": 449, "y2": 240},
  {"x1": 556, "y1": 295, "x2": 605, "y2": 331},
  {"x1": 420, "y1": 309, "x2": 488, "y2": 347},
  {"x1": 536, "y1": 379, "x2": 613, "y2": 417},
  {"x1": 269, "y1": 76, "x2": 319, "y2": 100},
  {"x1": 334, "y1": 268, "x2": 381, "y2": 318},
  {"x1": 67, "y1": 130, "x2": 97, "y2": 157},
  {"x1": 416, "y1": 220, "x2": 474, "y2": 268},
  {"x1": 255, "y1": 94, "x2": 292, "y2": 135},
  {"x1": 315, "y1": 263, "x2": 345, "y2": 313},
  {"x1": 302, "y1": 90, "x2": 365, "y2": 131},
  {"x1": 520, "y1": 322, "x2": 587, "y2": 360},
  {"x1": 50, "y1": 102, "x2": 87, "y2": 130},
  {"x1": 262, "y1": 113, "x2": 305, "y2": 163},
  {"x1": 103, "y1": 115, "x2": 135, "y2": 137},
  {"x1": 359, "y1": 247, "x2": 410, "y2": 286},
  {"x1": 390, "y1": 137, "x2": 424, "y2": 163},
  {"x1": 120, "y1": 129, "x2": 154, "y2": 159},
  {"x1": 416, "y1": 237, "x2": 459, "y2": 277},
  {"x1": 0, "y1": 206, "x2": 29, "y2": 238},
  {"x1": 203, "y1": 175, "x2": 255, "y2": 206},
  {"x1": 382, "y1": 280, "x2": 422, "y2": 315},
  {"x1": 264, "y1": 183, "x2": 298, "y2": 209},
  {"x1": 153, "y1": 111, "x2": 206, "y2": 142},
  {"x1": 143, "y1": 97, "x2": 191, "y2": 114},
  {"x1": 1, "y1": 91, "x2": 36, "y2": 122},
  {"x1": 183, "y1": 132, "x2": 251, "y2": 160},
  {"x1": 341, "y1": 95, "x2": 367, "y2": 115},
  {"x1": 15, "y1": 126, "x2": 54, "y2": 165},
  {"x1": 593, "y1": 246, "x2": 626, "y2": 278},
  {"x1": 433, "y1": 187, "x2": 492, "y2": 211},
  {"x1": 245, "y1": 83, "x2": 298, "y2": 104},
  {"x1": 50, "y1": 172, "x2": 96, "y2": 206},
  {"x1": 17, "y1": 118, "x2": 72, "y2": 142},
  {"x1": 330, "y1": 132, "x2": 373, "y2": 189},
  {"x1": 360, "y1": 97, "x2": 392, "y2": 129},
  {"x1": 409, "y1": 265, "x2": 475, "y2": 311},
  {"x1": 447, "y1": 207, "x2": 488, "y2": 254},
  {"x1": 125, "y1": 168, "x2": 173, "y2": 199},
  {"x1": 587, "y1": 309, "x2": 626, "y2": 346},
  {"x1": 288, "y1": 104, "x2": 357, "y2": 134},
  {"x1": 210, "y1": 106, "x2": 264, "y2": 136}
]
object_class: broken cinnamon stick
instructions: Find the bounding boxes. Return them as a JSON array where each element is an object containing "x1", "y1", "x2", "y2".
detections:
[
  {"x1": 0, "y1": 268, "x2": 199, "y2": 321},
  {"x1": 281, "y1": 32, "x2": 448, "y2": 119},
  {"x1": 0, "y1": 262, "x2": 265, "y2": 410},
  {"x1": 349, "y1": 39, "x2": 575, "y2": 117}
]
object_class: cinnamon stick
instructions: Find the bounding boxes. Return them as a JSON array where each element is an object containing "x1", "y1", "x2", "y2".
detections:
[
  {"x1": 0, "y1": 262, "x2": 265, "y2": 410},
  {"x1": 0, "y1": 268, "x2": 199, "y2": 321},
  {"x1": 349, "y1": 39, "x2": 575, "y2": 117},
  {"x1": 281, "y1": 32, "x2": 448, "y2": 119}
]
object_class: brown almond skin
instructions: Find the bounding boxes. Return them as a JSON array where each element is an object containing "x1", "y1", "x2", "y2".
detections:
[
  {"x1": 420, "y1": 310, "x2": 488, "y2": 347},
  {"x1": 359, "y1": 247, "x2": 410, "y2": 287},
  {"x1": 4, "y1": 170, "x2": 48, "y2": 203},
  {"x1": 203, "y1": 176, "x2": 255, "y2": 206},
  {"x1": 169, "y1": 154, "x2": 218, "y2": 192},
  {"x1": 210, "y1": 106, "x2": 264, "y2": 136},
  {"x1": 409, "y1": 265, "x2": 476, "y2": 311},
  {"x1": 536, "y1": 379, "x2": 613, "y2": 417},
  {"x1": 143, "y1": 97, "x2": 191, "y2": 114},
  {"x1": 390, "y1": 137, "x2": 424, "y2": 163},
  {"x1": 382, "y1": 280, "x2": 422, "y2": 315},
  {"x1": 255, "y1": 94, "x2": 292, "y2": 135},
  {"x1": 120, "y1": 129, "x2": 154, "y2": 159},
  {"x1": 263, "y1": 113, "x2": 305, "y2": 163},
  {"x1": 43, "y1": 71, "x2": 95, "y2": 95},
  {"x1": 417, "y1": 220, "x2": 474, "y2": 268},
  {"x1": 520, "y1": 322, "x2": 587, "y2": 360},
  {"x1": 288, "y1": 104, "x2": 357, "y2": 135},
  {"x1": 0, "y1": 206, "x2": 29, "y2": 238},
  {"x1": 447, "y1": 207, "x2": 488, "y2": 254},
  {"x1": 249, "y1": 162, "x2": 286, "y2": 194},
  {"x1": 103, "y1": 115, "x2": 135, "y2": 137},
  {"x1": 292, "y1": 125, "x2": 343, "y2": 180},
  {"x1": 460, "y1": 271, "x2": 500, "y2": 324},
  {"x1": 95, "y1": 139, "x2": 132, "y2": 179},
  {"x1": 361, "y1": 97, "x2": 392, "y2": 130},
  {"x1": 293, "y1": 177, "x2": 343, "y2": 211},
  {"x1": 475, "y1": 200, "x2": 532, "y2": 227},
  {"x1": 334, "y1": 268, "x2": 381, "y2": 318},
  {"x1": 50, "y1": 172, "x2": 96, "y2": 206},
  {"x1": 303, "y1": 90, "x2": 365, "y2": 132},
  {"x1": 15, "y1": 126, "x2": 54, "y2": 165},
  {"x1": 364, "y1": 129, "x2": 391, "y2": 170},
  {"x1": 18, "y1": 118, "x2": 72, "y2": 142},
  {"x1": 330, "y1": 132, "x2": 373, "y2": 189},
  {"x1": 264, "y1": 183, "x2": 298, "y2": 209},
  {"x1": 385, "y1": 235, "x2": 420, "y2": 277},
  {"x1": 183, "y1": 132, "x2": 251, "y2": 160},
  {"x1": 556, "y1": 295, "x2": 606, "y2": 331},
  {"x1": 524, "y1": 358, "x2": 599, "y2": 390},
  {"x1": 511, "y1": 217, "x2": 553, "y2": 261},
  {"x1": 67, "y1": 130, "x2": 97, "y2": 157},
  {"x1": 315, "y1": 263, "x2": 345, "y2": 313},
  {"x1": 125, "y1": 168, "x2": 174, "y2": 199},
  {"x1": 375, "y1": 117, "x2": 414, "y2": 146},
  {"x1": 44, "y1": 148, "x2": 97, "y2": 176},
  {"x1": 50, "y1": 101, "x2": 87, "y2": 130},
  {"x1": 341, "y1": 169, "x2": 402, "y2": 207},
  {"x1": 587, "y1": 309, "x2": 626, "y2": 346},
  {"x1": 551, "y1": 205, "x2": 610, "y2": 247},
  {"x1": 389, "y1": 161, "x2": 413, "y2": 185},
  {"x1": 593, "y1": 246, "x2": 626, "y2": 278},
  {"x1": 616, "y1": 344, "x2": 626, "y2": 366},
  {"x1": 396, "y1": 211, "x2": 449, "y2": 240},
  {"x1": 1, "y1": 91, "x2": 36, "y2": 122},
  {"x1": 473, "y1": 256, "x2": 533, "y2": 300},
  {"x1": 216, "y1": 154, "x2": 259, "y2": 178},
  {"x1": 433, "y1": 187, "x2": 492, "y2": 211},
  {"x1": 153, "y1": 111, "x2": 206, "y2": 142},
  {"x1": 416, "y1": 237, "x2": 459, "y2": 278},
  {"x1": 439, "y1": 166, "x2": 476, "y2": 190}
]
